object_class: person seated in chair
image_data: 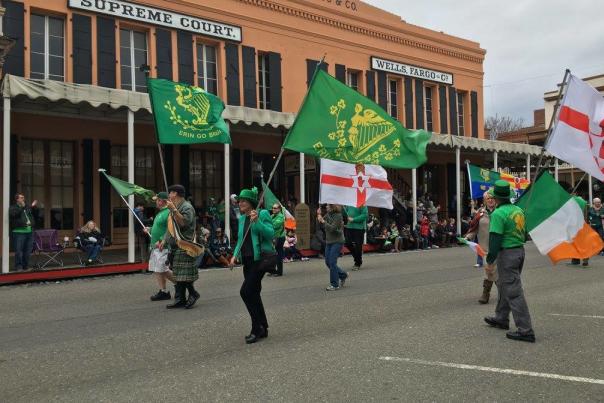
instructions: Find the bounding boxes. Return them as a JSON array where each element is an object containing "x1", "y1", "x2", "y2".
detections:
[
  {"x1": 78, "y1": 220, "x2": 104, "y2": 265},
  {"x1": 210, "y1": 228, "x2": 232, "y2": 267}
]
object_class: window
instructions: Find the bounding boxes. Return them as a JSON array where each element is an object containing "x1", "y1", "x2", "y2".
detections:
[
  {"x1": 111, "y1": 146, "x2": 156, "y2": 228},
  {"x1": 387, "y1": 79, "x2": 398, "y2": 119},
  {"x1": 120, "y1": 29, "x2": 147, "y2": 92},
  {"x1": 196, "y1": 43, "x2": 218, "y2": 95},
  {"x1": 457, "y1": 92, "x2": 465, "y2": 135},
  {"x1": 346, "y1": 71, "x2": 359, "y2": 91},
  {"x1": 30, "y1": 14, "x2": 64, "y2": 81},
  {"x1": 49, "y1": 141, "x2": 74, "y2": 230},
  {"x1": 20, "y1": 140, "x2": 74, "y2": 230},
  {"x1": 19, "y1": 139, "x2": 46, "y2": 229},
  {"x1": 258, "y1": 53, "x2": 271, "y2": 110},
  {"x1": 425, "y1": 86, "x2": 434, "y2": 132},
  {"x1": 190, "y1": 150, "x2": 224, "y2": 209}
]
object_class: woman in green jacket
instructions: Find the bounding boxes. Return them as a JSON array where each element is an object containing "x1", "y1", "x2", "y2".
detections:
[{"x1": 230, "y1": 187, "x2": 275, "y2": 344}]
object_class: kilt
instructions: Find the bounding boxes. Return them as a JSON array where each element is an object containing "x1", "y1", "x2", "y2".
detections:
[{"x1": 171, "y1": 249, "x2": 198, "y2": 282}]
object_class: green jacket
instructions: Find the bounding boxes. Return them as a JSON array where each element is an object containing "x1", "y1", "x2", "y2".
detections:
[
  {"x1": 271, "y1": 211, "x2": 285, "y2": 239},
  {"x1": 588, "y1": 206, "x2": 604, "y2": 229},
  {"x1": 233, "y1": 209, "x2": 275, "y2": 261},
  {"x1": 344, "y1": 206, "x2": 368, "y2": 231}
]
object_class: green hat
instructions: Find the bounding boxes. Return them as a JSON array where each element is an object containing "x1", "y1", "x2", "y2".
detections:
[
  {"x1": 152, "y1": 191, "x2": 169, "y2": 201},
  {"x1": 487, "y1": 180, "x2": 516, "y2": 200},
  {"x1": 238, "y1": 187, "x2": 258, "y2": 207}
]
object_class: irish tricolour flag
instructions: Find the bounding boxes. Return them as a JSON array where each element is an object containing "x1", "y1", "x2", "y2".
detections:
[
  {"x1": 516, "y1": 172, "x2": 603, "y2": 264},
  {"x1": 457, "y1": 237, "x2": 486, "y2": 258}
]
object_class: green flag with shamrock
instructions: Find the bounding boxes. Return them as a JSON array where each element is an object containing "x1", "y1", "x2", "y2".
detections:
[
  {"x1": 148, "y1": 78, "x2": 231, "y2": 145},
  {"x1": 283, "y1": 68, "x2": 430, "y2": 169}
]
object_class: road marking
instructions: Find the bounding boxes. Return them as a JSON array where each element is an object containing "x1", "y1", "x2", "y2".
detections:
[
  {"x1": 549, "y1": 313, "x2": 604, "y2": 319},
  {"x1": 379, "y1": 357, "x2": 604, "y2": 385}
]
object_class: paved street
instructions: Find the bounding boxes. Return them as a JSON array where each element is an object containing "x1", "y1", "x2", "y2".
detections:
[{"x1": 1, "y1": 244, "x2": 603, "y2": 402}]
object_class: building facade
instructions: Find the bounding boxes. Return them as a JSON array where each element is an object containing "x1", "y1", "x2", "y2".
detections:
[{"x1": 1, "y1": 0, "x2": 541, "y2": 271}]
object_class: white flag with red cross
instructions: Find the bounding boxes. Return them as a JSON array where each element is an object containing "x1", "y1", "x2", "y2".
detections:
[
  {"x1": 546, "y1": 74, "x2": 604, "y2": 181},
  {"x1": 319, "y1": 159, "x2": 393, "y2": 209}
]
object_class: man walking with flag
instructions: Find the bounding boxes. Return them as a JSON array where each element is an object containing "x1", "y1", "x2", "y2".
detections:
[
  {"x1": 344, "y1": 204, "x2": 368, "y2": 271},
  {"x1": 483, "y1": 180, "x2": 535, "y2": 343},
  {"x1": 163, "y1": 185, "x2": 200, "y2": 310}
]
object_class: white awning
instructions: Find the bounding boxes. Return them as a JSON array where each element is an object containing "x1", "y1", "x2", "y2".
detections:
[
  {"x1": 1, "y1": 74, "x2": 543, "y2": 155},
  {"x1": 1, "y1": 74, "x2": 296, "y2": 129}
]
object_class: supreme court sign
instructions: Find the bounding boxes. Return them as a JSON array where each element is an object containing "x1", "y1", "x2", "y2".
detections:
[
  {"x1": 371, "y1": 56, "x2": 453, "y2": 85},
  {"x1": 69, "y1": 0, "x2": 242, "y2": 42}
]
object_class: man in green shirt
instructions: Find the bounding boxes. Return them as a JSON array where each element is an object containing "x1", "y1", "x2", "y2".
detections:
[
  {"x1": 9, "y1": 193, "x2": 38, "y2": 271},
  {"x1": 146, "y1": 192, "x2": 173, "y2": 301},
  {"x1": 483, "y1": 180, "x2": 535, "y2": 343},
  {"x1": 343, "y1": 205, "x2": 368, "y2": 270}
]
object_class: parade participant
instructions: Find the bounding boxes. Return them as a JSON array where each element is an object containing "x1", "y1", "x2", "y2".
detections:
[
  {"x1": 134, "y1": 202, "x2": 149, "y2": 262},
  {"x1": 465, "y1": 191, "x2": 497, "y2": 304},
  {"x1": 230, "y1": 187, "x2": 275, "y2": 344},
  {"x1": 483, "y1": 180, "x2": 535, "y2": 343},
  {"x1": 343, "y1": 204, "x2": 368, "y2": 270},
  {"x1": 270, "y1": 203, "x2": 286, "y2": 276},
  {"x1": 9, "y1": 193, "x2": 38, "y2": 271},
  {"x1": 588, "y1": 197, "x2": 604, "y2": 255},
  {"x1": 317, "y1": 204, "x2": 348, "y2": 291},
  {"x1": 164, "y1": 184, "x2": 200, "y2": 310},
  {"x1": 147, "y1": 192, "x2": 173, "y2": 301}
]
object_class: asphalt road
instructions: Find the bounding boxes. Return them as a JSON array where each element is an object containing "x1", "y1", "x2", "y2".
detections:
[{"x1": 1, "y1": 244, "x2": 603, "y2": 402}]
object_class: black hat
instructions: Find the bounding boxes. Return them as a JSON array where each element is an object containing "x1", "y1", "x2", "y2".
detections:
[{"x1": 168, "y1": 184, "x2": 186, "y2": 196}]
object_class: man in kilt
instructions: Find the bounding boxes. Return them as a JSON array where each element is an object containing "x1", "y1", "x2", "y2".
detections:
[{"x1": 163, "y1": 184, "x2": 200, "y2": 309}]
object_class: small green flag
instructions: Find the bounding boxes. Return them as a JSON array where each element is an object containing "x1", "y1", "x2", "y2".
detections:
[
  {"x1": 283, "y1": 69, "x2": 430, "y2": 169},
  {"x1": 148, "y1": 78, "x2": 231, "y2": 145},
  {"x1": 100, "y1": 170, "x2": 155, "y2": 201}
]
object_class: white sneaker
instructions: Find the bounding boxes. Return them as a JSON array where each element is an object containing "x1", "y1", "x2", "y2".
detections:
[
  {"x1": 301, "y1": 257, "x2": 309, "y2": 261},
  {"x1": 473, "y1": 264, "x2": 481, "y2": 268},
  {"x1": 326, "y1": 285, "x2": 340, "y2": 291}
]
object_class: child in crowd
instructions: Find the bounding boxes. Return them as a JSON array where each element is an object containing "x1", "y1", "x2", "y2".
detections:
[
  {"x1": 420, "y1": 217, "x2": 431, "y2": 249},
  {"x1": 388, "y1": 222, "x2": 402, "y2": 252},
  {"x1": 284, "y1": 229, "x2": 309, "y2": 262}
]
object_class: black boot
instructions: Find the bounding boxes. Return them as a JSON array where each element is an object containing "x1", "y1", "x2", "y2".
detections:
[
  {"x1": 167, "y1": 283, "x2": 187, "y2": 309},
  {"x1": 184, "y1": 282, "x2": 200, "y2": 309}
]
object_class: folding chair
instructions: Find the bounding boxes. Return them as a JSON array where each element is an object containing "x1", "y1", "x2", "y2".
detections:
[
  {"x1": 73, "y1": 231, "x2": 106, "y2": 266},
  {"x1": 33, "y1": 229, "x2": 65, "y2": 269}
]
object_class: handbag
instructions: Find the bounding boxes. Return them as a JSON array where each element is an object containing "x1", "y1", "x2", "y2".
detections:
[{"x1": 256, "y1": 251, "x2": 278, "y2": 273}]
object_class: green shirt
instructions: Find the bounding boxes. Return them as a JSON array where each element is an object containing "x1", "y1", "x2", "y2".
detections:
[
  {"x1": 271, "y1": 211, "x2": 285, "y2": 239},
  {"x1": 150, "y1": 207, "x2": 169, "y2": 247},
  {"x1": 12, "y1": 207, "x2": 33, "y2": 233},
  {"x1": 489, "y1": 203, "x2": 526, "y2": 249},
  {"x1": 343, "y1": 206, "x2": 368, "y2": 231}
]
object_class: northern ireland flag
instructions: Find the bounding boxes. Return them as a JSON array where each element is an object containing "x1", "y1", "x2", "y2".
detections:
[
  {"x1": 319, "y1": 159, "x2": 393, "y2": 209},
  {"x1": 515, "y1": 171, "x2": 604, "y2": 264},
  {"x1": 546, "y1": 74, "x2": 604, "y2": 181}
]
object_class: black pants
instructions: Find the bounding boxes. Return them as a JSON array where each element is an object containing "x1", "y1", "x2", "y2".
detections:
[
  {"x1": 240, "y1": 257, "x2": 268, "y2": 332},
  {"x1": 275, "y1": 236, "x2": 285, "y2": 275},
  {"x1": 345, "y1": 228, "x2": 365, "y2": 267}
]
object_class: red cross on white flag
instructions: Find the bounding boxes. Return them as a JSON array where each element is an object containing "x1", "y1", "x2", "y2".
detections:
[
  {"x1": 319, "y1": 159, "x2": 393, "y2": 209},
  {"x1": 547, "y1": 74, "x2": 604, "y2": 181}
]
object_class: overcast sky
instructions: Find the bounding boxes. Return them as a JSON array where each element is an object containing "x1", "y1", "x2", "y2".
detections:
[{"x1": 363, "y1": 0, "x2": 603, "y2": 125}]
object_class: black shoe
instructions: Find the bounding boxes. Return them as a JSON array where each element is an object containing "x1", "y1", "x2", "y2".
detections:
[
  {"x1": 245, "y1": 333, "x2": 259, "y2": 344},
  {"x1": 272, "y1": 273, "x2": 283, "y2": 277},
  {"x1": 150, "y1": 290, "x2": 171, "y2": 301},
  {"x1": 184, "y1": 291, "x2": 200, "y2": 309},
  {"x1": 484, "y1": 316, "x2": 510, "y2": 330},
  {"x1": 258, "y1": 327, "x2": 268, "y2": 339},
  {"x1": 506, "y1": 330, "x2": 536, "y2": 343},
  {"x1": 166, "y1": 300, "x2": 187, "y2": 309}
]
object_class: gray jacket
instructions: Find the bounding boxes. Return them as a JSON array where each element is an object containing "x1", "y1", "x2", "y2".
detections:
[{"x1": 323, "y1": 211, "x2": 345, "y2": 244}]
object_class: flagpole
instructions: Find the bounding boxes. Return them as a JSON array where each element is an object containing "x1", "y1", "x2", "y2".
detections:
[
  {"x1": 99, "y1": 169, "x2": 151, "y2": 238},
  {"x1": 532, "y1": 69, "x2": 571, "y2": 183},
  {"x1": 142, "y1": 65, "x2": 170, "y2": 193},
  {"x1": 571, "y1": 172, "x2": 587, "y2": 194}
]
